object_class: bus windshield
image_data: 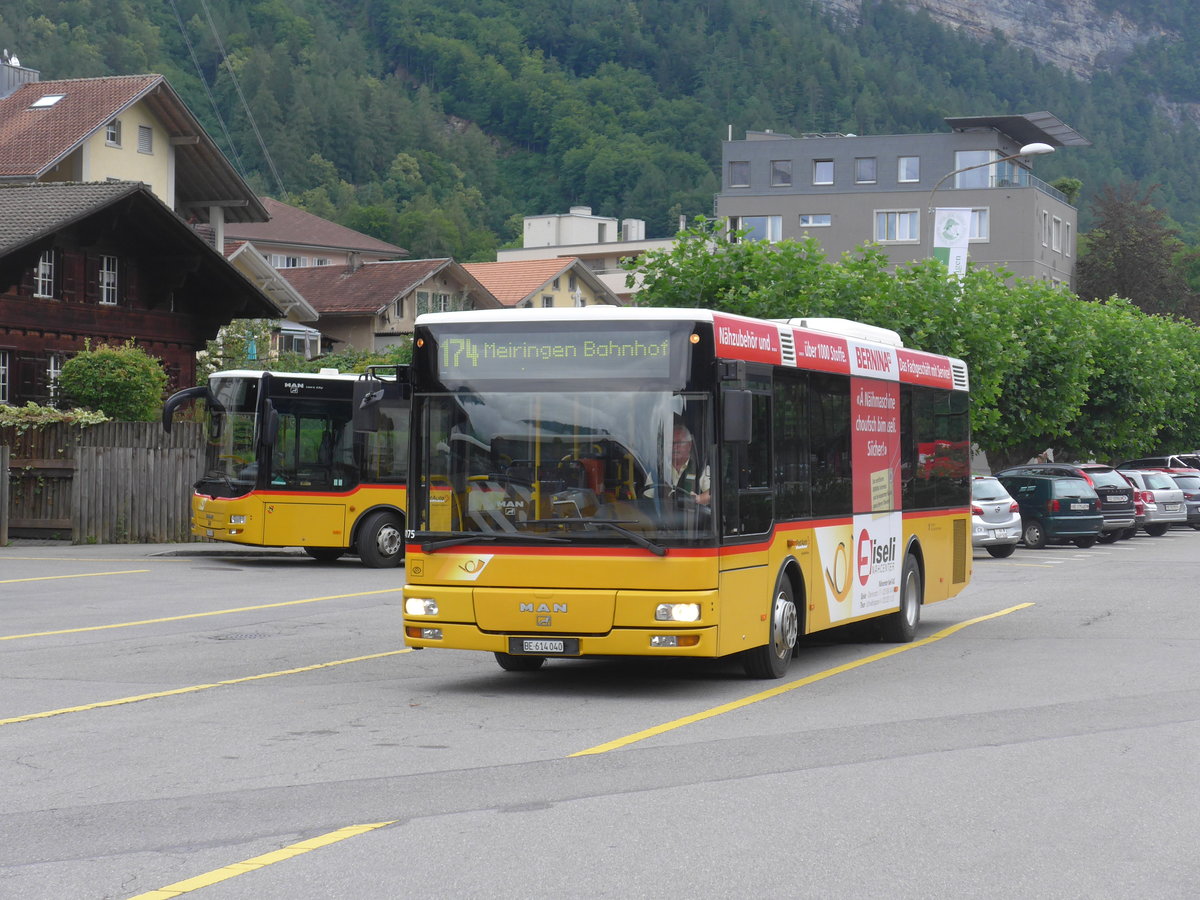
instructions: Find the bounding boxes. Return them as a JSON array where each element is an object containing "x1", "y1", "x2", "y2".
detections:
[
  {"x1": 413, "y1": 389, "x2": 715, "y2": 543},
  {"x1": 196, "y1": 376, "x2": 261, "y2": 499}
]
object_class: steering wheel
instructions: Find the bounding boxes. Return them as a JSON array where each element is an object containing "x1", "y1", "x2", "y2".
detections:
[{"x1": 641, "y1": 481, "x2": 676, "y2": 499}]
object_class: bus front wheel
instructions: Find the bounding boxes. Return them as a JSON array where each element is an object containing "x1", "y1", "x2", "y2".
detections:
[
  {"x1": 357, "y1": 511, "x2": 405, "y2": 568},
  {"x1": 742, "y1": 574, "x2": 798, "y2": 679},
  {"x1": 879, "y1": 554, "x2": 921, "y2": 643},
  {"x1": 304, "y1": 547, "x2": 344, "y2": 562},
  {"x1": 495, "y1": 652, "x2": 545, "y2": 672}
]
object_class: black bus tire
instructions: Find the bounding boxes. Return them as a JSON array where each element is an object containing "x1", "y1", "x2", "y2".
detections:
[
  {"x1": 357, "y1": 511, "x2": 405, "y2": 568},
  {"x1": 742, "y1": 573, "x2": 798, "y2": 679},
  {"x1": 879, "y1": 554, "x2": 921, "y2": 643}
]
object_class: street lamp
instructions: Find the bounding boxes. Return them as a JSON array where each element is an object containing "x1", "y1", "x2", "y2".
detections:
[{"x1": 925, "y1": 141, "x2": 1055, "y2": 269}]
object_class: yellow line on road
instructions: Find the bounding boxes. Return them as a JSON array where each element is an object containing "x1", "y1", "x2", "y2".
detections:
[
  {"x1": 128, "y1": 821, "x2": 398, "y2": 899},
  {"x1": 570, "y1": 603, "x2": 1035, "y2": 756},
  {"x1": 0, "y1": 588, "x2": 404, "y2": 641},
  {"x1": 0, "y1": 649, "x2": 411, "y2": 727},
  {"x1": 0, "y1": 569, "x2": 149, "y2": 584}
]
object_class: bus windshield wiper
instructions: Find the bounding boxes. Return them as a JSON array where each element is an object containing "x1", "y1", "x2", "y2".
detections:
[
  {"x1": 418, "y1": 531, "x2": 569, "y2": 553},
  {"x1": 519, "y1": 518, "x2": 668, "y2": 557}
]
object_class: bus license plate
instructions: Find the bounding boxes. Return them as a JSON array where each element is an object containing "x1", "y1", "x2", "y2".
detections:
[
  {"x1": 1070, "y1": 503, "x2": 1089, "y2": 510},
  {"x1": 509, "y1": 637, "x2": 579, "y2": 656}
]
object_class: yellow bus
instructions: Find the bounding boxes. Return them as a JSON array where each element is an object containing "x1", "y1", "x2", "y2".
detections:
[
  {"x1": 401, "y1": 308, "x2": 971, "y2": 676},
  {"x1": 163, "y1": 367, "x2": 410, "y2": 566}
]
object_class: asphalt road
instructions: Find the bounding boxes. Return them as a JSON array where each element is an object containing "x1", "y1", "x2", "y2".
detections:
[{"x1": 2, "y1": 530, "x2": 1198, "y2": 899}]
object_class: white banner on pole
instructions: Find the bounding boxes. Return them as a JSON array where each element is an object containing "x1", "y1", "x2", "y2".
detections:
[{"x1": 933, "y1": 208, "x2": 971, "y2": 279}]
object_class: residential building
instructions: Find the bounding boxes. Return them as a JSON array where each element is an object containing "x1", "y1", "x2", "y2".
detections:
[
  {"x1": 496, "y1": 206, "x2": 674, "y2": 302},
  {"x1": 0, "y1": 182, "x2": 283, "y2": 404},
  {"x1": 716, "y1": 112, "x2": 1089, "y2": 288},
  {"x1": 221, "y1": 196, "x2": 406, "y2": 269},
  {"x1": 281, "y1": 259, "x2": 501, "y2": 352},
  {"x1": 462, "y1": 258, "x2": 620, "y2": 309}
]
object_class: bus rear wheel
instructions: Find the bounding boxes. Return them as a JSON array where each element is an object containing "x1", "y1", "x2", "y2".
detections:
[
  {"x1": 494, "y1": 652, "x2": 545, "y2": 672},
  {"x1": 304, "y1": 547, "x2": 344, "y2": 562},
  {"x1": 879, "y1": 554, "x2": 921, "y2": 643},
  {"x1": 357, "y1": 511, "x2": 405, "y2": 568},
  {"x1": 742, "y1": 574, "x2": 798, "y2": 679}
]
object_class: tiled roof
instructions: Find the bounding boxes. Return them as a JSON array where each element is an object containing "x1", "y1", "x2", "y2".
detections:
[
  {"x1": 0, "y1": 180, "x2": 144, "y2": 253},
  {"x1": 223, "y1": 197, "x2": 407, "y2": 256},
  {"x1": 0, "y1": 74, "x2": 159, "y2": 177},
  {"x1": 461, "y1": 258, "x2": 576, "y2": 306},
  {"x1": 281, "y1": 258, "x2": 455, "y2": 315},
  {"x1": 0, "y1": 74, "x2": 266, "y2": 223}
]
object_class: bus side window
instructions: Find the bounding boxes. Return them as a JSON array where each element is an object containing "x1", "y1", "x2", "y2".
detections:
[
  {"x1": 773, "y1": 372, "x2": 809, "y2": 520},
  {"x1": 809, "y1": 373, "x2": 851, "y2": 517}
]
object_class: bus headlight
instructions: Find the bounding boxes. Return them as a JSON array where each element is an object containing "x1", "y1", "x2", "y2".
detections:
[
  {"x1": 655, "y1": 603, "x2": 701, "y2": 622},
  {"x1": 229, "y1": 515, "x2": 247, "y2": 524},
  {"x1": 405, "y1": 597, "x2": 439, "y2": 616}
]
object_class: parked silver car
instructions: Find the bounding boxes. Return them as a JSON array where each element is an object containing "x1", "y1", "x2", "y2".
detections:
[
  {"x1": 971, "y1": 475, "x2": 1022, "y2": 557},
  {"x1": 1118, "y1": 469, "x2": 1187, "y2": 535},
  {"x1": 1165, "y1": 471, "x2": 1200, "y2": 530}
]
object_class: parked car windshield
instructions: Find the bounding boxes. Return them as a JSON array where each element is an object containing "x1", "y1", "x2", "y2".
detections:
[
  {"x1": 972, "y1": 477, "x2": 1009, "y2": 501},
  {"x1": 1143, "y1": 472, "x2": 1176, "y2": 490},
  {"x1": 1086, "y1": 469, "x2": 1130, "y2": 489},
  {"x1": 1052, "y1": 478, "x2": 1097, "y2": 499}
]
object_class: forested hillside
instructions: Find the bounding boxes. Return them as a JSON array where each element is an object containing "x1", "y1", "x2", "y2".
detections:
[{"x1": 6, "y1": 0, "x2": 1200, "y2": 259}]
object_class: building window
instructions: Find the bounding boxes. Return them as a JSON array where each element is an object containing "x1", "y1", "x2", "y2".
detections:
[
  {"x1": 874, "y1": 210, "x2": 920, "y2": 242},
  {"x1": 551, "y1": 278, "x2": 560, "y2": 290},
  {"x1": 542, "y1": 295, "x2": 554, "y2": 308},
  {"x1": 0, "y1": 349, "x2": 9, "y2": 403},
  {"x1": 1064, "y1": 222, "x2": 1072, "y2": 258},
  {"x1": 30, "y1": 94, "x2": 65, "y2": 109},
  {"x1": 1041, "y1": 211, "x2": 1050, "y2": 247},
  {"x1": 728, "y1": 161, "x2": 750, "y2": 187},
  {"x1": 313, "y1": 257, "x2": 331, "y2": 266},
  {"x1": 568, "y1": 273, "x2": 577, "y2": 291},
  {"x1": 813, "y1": 160, "x2": 834, "y2": 185},
  {"x1": 46, "y1": 353, "x2": 64, "y2": 407},
  {"x1": 898, "y1": 156, "x2": 920, "y2": 183},
  {"x1": 854, "y1": 157, "x2": 877, "y2": 184},
  {"x1": 771, "y1": 160, "x2": 792, "y2": 187},
  {"x1": 35, "y1": 250, "x2": 55, "y2": 298},
  {"x1": 1051, "y1": 216, "x2": 1063, "y2": 252},
  {"x1": 99, "y1": 255, "x2": 119, "y2": 305},
  {"x1": 730, "y1": 215, "x2": 782, "y2": 243},
  {"x1": 799, "y1": 214, "x2": 832, "y2": 227},
  {"x1": 954, "y1": 150, "x2": 994, "y2": 188},
  {"x1": 394, "y1": 298, "x2": 404, "y2": 318},
  {"x1": 138, "y1": 124, "x2": 153, "y2": 154},
  {"x1": 970, "y1": 209, "x2": 990, "y2": 241},
  {"x1": 105, "y1": 119, "x2": 122, "y2": 146}
]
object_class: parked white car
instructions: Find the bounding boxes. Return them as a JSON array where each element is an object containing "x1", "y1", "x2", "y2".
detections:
[
  {"x1": 1118, "y1": 469, "x2": 1187, "y2": 535},
  {"x1": 971, "y1": 476, "x2": 1022, "y2": 557}
]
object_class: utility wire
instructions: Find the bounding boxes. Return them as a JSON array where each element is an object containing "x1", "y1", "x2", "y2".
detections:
[
  {"x1": 167, "y1": 0, "x2": 248, "y2": 181},
  {"x1": 195, "y1": 0, "x2": 287, "y2": 196}
]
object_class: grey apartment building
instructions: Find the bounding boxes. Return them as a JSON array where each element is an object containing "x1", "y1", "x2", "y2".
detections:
[{"x1": 715, "y1": 112, "x2": 1089, "y2": 288}]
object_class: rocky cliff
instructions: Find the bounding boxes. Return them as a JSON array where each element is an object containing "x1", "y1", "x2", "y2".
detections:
[{"x1": 819, "y1": 0, "x2": 1173, "y2": 79}]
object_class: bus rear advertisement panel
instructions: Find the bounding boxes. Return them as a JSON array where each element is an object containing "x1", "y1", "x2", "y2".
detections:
[{"x1": 403, "y1": 308, "x2": 971, "y2": 678}]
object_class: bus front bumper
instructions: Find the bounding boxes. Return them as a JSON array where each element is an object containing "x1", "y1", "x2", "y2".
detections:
[{"x1": 403, "y1": 621, "x2": 721, "y2": 658}]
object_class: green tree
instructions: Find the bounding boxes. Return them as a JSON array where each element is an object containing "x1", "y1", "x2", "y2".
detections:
[
  {"x1": 57, "y1": 340, "x2": 168, "y2": 421},
  {"x1": 200, "y1": 319, "x2": 275, "y2": 381},
  {"x1": 1075, "y1": 183, "x2": 1193, "y2": 316}
]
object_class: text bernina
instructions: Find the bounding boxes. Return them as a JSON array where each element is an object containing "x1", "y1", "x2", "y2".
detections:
[
  {"x1": 855, "y1": 347, "x2": 893, "y2": 373},
  {"x1": 521, "y1": 602, "x2": 568, "y2": 613}
]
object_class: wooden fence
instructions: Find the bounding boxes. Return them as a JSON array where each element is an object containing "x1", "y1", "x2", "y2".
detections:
[{"x1": 1, "y1": 422, "x2": 206, "y2": 544}]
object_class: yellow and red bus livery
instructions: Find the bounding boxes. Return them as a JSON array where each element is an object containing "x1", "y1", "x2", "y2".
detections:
[
  {"x1": 163, "y1": 367, "x2": 409, "y2": 566},
  {"x1": 402, "y1": 308, "x2": 971, "y2": 676}
]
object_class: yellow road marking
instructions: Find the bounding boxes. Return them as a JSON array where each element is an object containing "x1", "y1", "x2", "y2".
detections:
[
  {"x1": 0, "y1": 649, "x2": 411, "y2": 727},
  {"x1": 0, "y1": 569, "x2": 149, "y2": 584},
  {"x1": 570, "y1": 603, "x2": 1035, "y2": 756},
  {"x1": 0, "y1": 588, "x2": 404, "y2": 641},
  {"x1": 128, "y1": 821, "x2": 398, "y2": 899}
]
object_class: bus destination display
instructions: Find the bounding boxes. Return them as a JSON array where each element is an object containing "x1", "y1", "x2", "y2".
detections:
[{"x1": 436, "y1": 331, "x2": 673, "y2": 380}]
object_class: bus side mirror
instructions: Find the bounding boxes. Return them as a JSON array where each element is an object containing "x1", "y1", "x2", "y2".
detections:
[
  {"x1": 354, "y1": 378, "x2": 385, "y2": 432},
  {"x1": 161, "y1": 385, "x2": 211, "y2": 433},
  {"x1": 723, "y1": 390, "x2": 753, "y2": 443}
]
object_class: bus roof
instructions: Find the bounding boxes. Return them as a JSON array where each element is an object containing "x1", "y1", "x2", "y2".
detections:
[
  {"x1": 210, "y1": 368, "x2": 364, "y2": 382},
  {"x1": 416, "y1": 307, "x2": 969, "y2": 391}
]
